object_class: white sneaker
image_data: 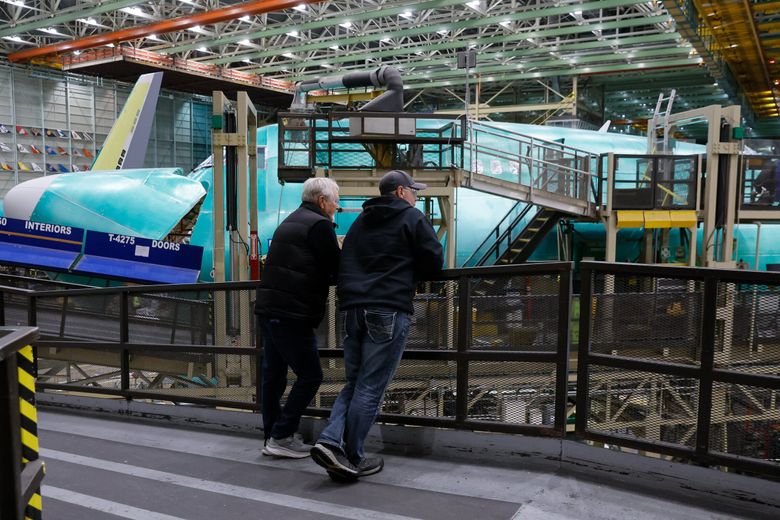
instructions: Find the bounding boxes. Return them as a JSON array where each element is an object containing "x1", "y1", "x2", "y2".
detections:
[{"x1": 262, "y1": 434, "x2": 312, "y2": 459}]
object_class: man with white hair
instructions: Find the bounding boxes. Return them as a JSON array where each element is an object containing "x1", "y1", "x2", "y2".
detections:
[{"x1": 255, "y1": 176, "x2": 341, "y2": 458}]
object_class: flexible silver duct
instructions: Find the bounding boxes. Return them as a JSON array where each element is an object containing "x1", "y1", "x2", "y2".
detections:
[{"x1": 290, "y1": 66, "x2": 404, "y2": 112}]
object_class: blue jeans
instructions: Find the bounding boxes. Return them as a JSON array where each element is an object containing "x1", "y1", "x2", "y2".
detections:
[
  {"x1": 318, "y1": 307, "x2": 411, "y2": 464},
  {"x1": 259, "y1": 317, "x2": 323, "y2": 440}
]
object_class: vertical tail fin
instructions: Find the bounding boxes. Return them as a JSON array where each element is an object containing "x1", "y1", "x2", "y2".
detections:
[{"x1": 91, "y1": 72, "x2": 163, "y2": 170}]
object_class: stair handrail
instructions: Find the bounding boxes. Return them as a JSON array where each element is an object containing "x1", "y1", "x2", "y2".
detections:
[
  {"x1": 470, "y1": 120, "x2": 598, "y2": 158},
  {"x1": 463, "y1": 202, "x2": 536, "y2": 267},
  {"x1": 465, "y1": 124, "x2": 598, "y2": 206},
  {"x1": 464, "y1": 135, "x2": 591, "y2": 180}
]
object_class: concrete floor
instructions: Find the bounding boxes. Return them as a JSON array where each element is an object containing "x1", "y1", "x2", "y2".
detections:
[{"x1": 35, "y1": 409, "x2": 778, "y2": 520}]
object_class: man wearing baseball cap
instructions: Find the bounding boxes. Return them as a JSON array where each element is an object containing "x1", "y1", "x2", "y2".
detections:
[{"x1": 310, "y1": 170, "x2": 443, "y2": 481}]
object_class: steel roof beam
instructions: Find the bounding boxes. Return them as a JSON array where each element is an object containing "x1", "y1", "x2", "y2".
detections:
[
  {"x1": 162, "y1": 0, "x2": 468, "y2": 55},
  {"x1": 402, "y1": 57, "x2": 697, "y2": 89},
  {"x1": 205, "y1": 0, "x2": 659, "y2": 66},
  {"x1": 0, "y1": 0, "x2": 145, "y2": 38},
  {"x1": 247, "y1": 31, "x2": 681, "y2": 75},
  {"x1": 289, "y1": 45, "x2": 690, "y2": 84},
  {"x1": 227, "y1": 13, "x2": 670, "y2": 71}
]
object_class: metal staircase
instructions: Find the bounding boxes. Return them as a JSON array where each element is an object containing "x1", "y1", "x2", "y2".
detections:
[
  {"x1": 497, "y1": 207, "x2": 564, "y2": 264},
  {"x1": 464, "y1": 203, "x2": 564, "y2": 267}
]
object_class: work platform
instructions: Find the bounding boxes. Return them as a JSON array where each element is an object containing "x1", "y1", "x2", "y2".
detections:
[{"x1": 37, "y1": 407, "x2": 780, "y2": 520}]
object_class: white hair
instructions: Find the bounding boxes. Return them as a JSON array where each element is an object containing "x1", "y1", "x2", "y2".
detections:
[{"x1": 301, "y1": 177, "x2": 339, "y2": 203}]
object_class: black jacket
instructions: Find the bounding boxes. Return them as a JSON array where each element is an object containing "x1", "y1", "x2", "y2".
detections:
[
  {"x1": 338, "y1": 196, "x2": 443, "y2": 313},
  {"x1": 255, "y1": 202, "x2": 339, "y2": 327}
]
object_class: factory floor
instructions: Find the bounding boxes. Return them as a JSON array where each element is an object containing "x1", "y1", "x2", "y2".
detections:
[{"x1": 35, "y1": 409, "x2": 780, "y2": 520}]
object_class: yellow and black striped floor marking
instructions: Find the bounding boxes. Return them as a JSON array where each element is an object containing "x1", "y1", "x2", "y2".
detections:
[{"x1": 17, "y1": 345, "x2": 42, "y2": 520}]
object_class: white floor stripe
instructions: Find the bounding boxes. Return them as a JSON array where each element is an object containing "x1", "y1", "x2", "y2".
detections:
[
  {"x1": 511, "y1": 504, "x2": 574, "y2": 520},
  {"x1": 42, "y1": 448, "x2": 424, "y2": 520},
  {"x1": 43, "y1": 486, "x2": 189, "y2": 520}
]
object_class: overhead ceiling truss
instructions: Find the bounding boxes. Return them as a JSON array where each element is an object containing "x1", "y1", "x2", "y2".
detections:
[{"x1": 0, "y1": 0, "x2": 778, "y2": 136}]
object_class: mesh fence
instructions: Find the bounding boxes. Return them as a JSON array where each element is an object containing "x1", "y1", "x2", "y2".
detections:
[
  {"x1": 128, "y1": 352, "x2": 257, "y2": 404},
  {"x1": 24, "y1": 267, "x2": 569, "y2": 431},
  {"x1": 590, "y1": 273, "x2": 703, "y2": 364},
  {"x1": 1, "y1": 290, "x2": 31, "y2": 327},
  {"x1": 313, "y1": 358, "x2": 458, "y2": 418},
  {"x1": 128, "y1": 290, "x2": 215, "y2": 345},
  {"x1": 467, "y1": 361, "x2": 557, "y2": 425},
  {"x1": 313, "y1": 281, "x2": 460, "y2": 350},
  {"x1": 36, "y1": 293, "x2": 122, "y2": 342},
  {"x1": 709, "y1": 382, "x2": 780, "y2": 464},
  {"x1": 409, "y1": 281, "x2": 459, "y2": 350},
  {"x1": 585, "y1": 367, "x2": 699, "y2": 448},
  {"x1": 383, "y1": 359, "x2": 458, "y2": 417},
  {"x1": 719, "y1": 282, "x2": 780, "y2": 374},
  {"x1": 470, "y1": 274, "x2": 560, "y2": 351},
  {"x1": 37, "y1": 350, "x2": 122, "y2": 388},
  {"x1": 579, "y1": 264, "x2": 780, "y2": 476}
]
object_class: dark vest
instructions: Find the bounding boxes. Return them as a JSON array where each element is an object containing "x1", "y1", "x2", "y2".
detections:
[{"x1": 255, "y1": 203, "x2": 331, "y2": 326}]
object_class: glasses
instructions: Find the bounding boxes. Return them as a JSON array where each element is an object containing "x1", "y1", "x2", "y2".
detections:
[{"x1": 403, "y1": 186, "x2": 419, "y2": 198}]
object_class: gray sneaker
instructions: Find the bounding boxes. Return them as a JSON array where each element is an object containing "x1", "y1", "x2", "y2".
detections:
[
  {"x1": 310, "y1": 443, "x2": 359, "y2": 479},
  {"x1": 356, "y1": 456, "x2": 384, "y2": 477},
  {"x1": 262, "y1": 435, "x2": 312, "y2": 459}
]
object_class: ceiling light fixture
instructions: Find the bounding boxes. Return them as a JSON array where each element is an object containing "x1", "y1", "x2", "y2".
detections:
[{"x1": 120, "y1": 6, "x2": 144, "y2": 17}]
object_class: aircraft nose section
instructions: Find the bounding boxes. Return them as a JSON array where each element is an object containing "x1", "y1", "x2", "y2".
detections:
[{"x1": 3, "y1": 176, "x2": 57, "y2": 220}]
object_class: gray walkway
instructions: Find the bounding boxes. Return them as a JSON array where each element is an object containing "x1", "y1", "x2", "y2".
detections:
[{"x1": 35, "y1": 410, "x2": 778, "y2": 520}]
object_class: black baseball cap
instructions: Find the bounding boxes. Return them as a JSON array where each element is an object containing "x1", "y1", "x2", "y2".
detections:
[{"x1": 379, "y1": 170, "x2": 428, "y2": 195}]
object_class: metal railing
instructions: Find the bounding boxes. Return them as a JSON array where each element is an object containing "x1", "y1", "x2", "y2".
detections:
[
  {"x1": 462, "y1": 202, "x2": 533, "y2": 267},
  {"x1": 0, "y1": 326, "x2": 42, "y2": 520},
  {"x1": 601, "y1": 154, "x2": 699, "y2": 210},
  {"x1": 0, "y1": 264, "x2": 572, "y2": 438},
  {"x1": 3, "y1": 260, "x2": 780, "y2": 478},
  {"x1": 466, "y1": 122, "x2": 599, "y2": 210},
  {"x1": 577, "y1": 261, "x2": 780, "y2": 478},
  {"x1": 277, "y1": 111, "x2": 465, "y2": 179}
]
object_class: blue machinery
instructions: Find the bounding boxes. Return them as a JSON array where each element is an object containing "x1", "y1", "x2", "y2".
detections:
[{"x1": 3, "y1": 67, "x2": 780, "y2": 283}]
